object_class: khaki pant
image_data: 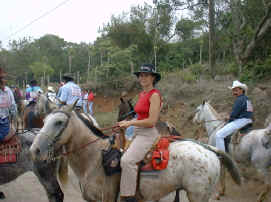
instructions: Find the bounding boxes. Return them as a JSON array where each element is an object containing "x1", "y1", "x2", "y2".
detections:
[{"x1": 120, "y1": 126, "x2": 160, "y2": 196}]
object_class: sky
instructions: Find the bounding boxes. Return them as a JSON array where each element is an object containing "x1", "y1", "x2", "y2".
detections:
[{"x1": 0, "y1": 0, "x2": 153, "y2": 48}]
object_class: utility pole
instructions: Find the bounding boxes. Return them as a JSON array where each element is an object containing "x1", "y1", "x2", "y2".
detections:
[
  {"x1": 87, "y1": 55, "x2": 91, "y2": 83},
  {"x1": 25, "y1": 72, "x2": 28, "y2": 85},
  {"x1": 208, "y1": 0, "x2": 215, "y2": 78},
  {"x1": 153, "y1": 0, "x2": 159, "y2": 70},
  {"x1": 69, "y1": 55, "x2": 72, "y2": 73}
]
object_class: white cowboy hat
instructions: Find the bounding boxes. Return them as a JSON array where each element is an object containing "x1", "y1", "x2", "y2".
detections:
[
  {"x1": 228, "y1": 80, "x2": 248, "y2": 91},
  {"x1": 48, "y1": 86, "x2": 55, "y2": 92}
]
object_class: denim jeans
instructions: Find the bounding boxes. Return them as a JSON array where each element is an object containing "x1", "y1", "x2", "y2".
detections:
[
  {"x1": 0, "y1": 117, "x2": 9, "y2": 141},
  {"x1": 216, "y1": 118, "x2": 252, "y2": 152}
]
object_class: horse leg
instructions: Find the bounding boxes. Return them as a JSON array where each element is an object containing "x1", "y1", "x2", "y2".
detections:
[
  {"x1": 215, "y1": 165, "x2": 226, "y2": 200},
  {"x1": 173, "y1": 189, "x2": 180, "y2": 202},
  {"x1": 256, "y1": 169, "x2": 271, "y2": 202},
  {"x1": 257, "y1": 184, "x2": 271, "y2": 202},
  {"x1": 0, "y1": 191, "x2": 5, "y2": 199},
  {"x1": 186, "y1": 191, "x2": 210, "y2": 202},
  {"x1": 33, "y1": 160, "x2": 64, "y2": 202}
]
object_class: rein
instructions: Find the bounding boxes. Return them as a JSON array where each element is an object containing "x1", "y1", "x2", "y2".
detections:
[
  {"x1": 53, "y1": 110, "x2": 121, "y2": 158},
  {"x1": 203, "y1": 119, "x2": 225, "y2": 135}
]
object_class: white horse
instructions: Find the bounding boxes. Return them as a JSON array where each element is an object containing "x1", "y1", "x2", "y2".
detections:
[
  {"x1": 193, "y1": 101, "x2": 271, "y2": 202},
  {"x1": 30, "y1": 103, "x2": 241, "y2": 202}
]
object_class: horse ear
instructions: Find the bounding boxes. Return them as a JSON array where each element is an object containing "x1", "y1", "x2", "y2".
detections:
[
  {"x1": 72, "y1": 99, "x2": 79, "y2": 109},
  {"x1": 66, "y1": 99, "x2": 79, "y2": 112}
]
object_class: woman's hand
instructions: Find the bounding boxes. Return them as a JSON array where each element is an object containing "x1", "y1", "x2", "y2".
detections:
[{"x1": 118, "y1": 120, "x2": 132, "y2": 129}]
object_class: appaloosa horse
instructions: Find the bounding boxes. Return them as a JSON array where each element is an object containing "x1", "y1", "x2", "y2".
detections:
[
  {"x1": 30, "y1": 103, "x2": 241, "y2": 202},
  {"x1": 0, "y1": 129, "x2": 63, "y2": 202},
  {"x1": 193, "y1": 101, "x2": 271, "y2": 202}
]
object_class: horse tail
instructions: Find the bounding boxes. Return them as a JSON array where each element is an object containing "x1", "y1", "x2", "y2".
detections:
[
  {"x1": 203, "y1": 144, "x2": 241, "y2": 185},
  {"x1": 56, "y1": 157, "x2": 69, "y2": 190}
]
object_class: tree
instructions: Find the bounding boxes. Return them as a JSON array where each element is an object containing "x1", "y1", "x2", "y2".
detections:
[
  {"x1": 231, "y1": 0, "x2": 271, "y2": 72},
  {"x1": 29, "y1": 60, "x2": 54, "y2": 78}
]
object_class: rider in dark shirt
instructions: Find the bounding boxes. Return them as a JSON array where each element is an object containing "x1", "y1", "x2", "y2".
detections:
[{"x1": 216, "y1": 80, "x2": 253, "y2": 152}]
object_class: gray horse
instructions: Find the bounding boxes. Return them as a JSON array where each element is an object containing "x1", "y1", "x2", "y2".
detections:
[
  {"x1": 193, "y1": 101, "x2": 271, "y2": 202},
  {"x1": 0, "y1": 130, "x2": 63, "y2": 202}
]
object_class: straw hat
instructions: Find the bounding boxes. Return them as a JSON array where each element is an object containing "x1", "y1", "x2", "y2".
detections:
[
  {"x1": 228, "y1": 80, "x2": 248, "y2": 91},
  {"x1": 48, "y1": 86, "x2": 55, "y2": 92}
]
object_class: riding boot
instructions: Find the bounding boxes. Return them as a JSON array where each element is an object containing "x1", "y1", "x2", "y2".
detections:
[{"x1": 123, "y1": 196, "x2": 137, "y2": 202}]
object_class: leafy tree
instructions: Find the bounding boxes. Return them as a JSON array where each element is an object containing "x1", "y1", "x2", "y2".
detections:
[{"x1": 29, "y1": 60, "x2": 54, "y2": 78}]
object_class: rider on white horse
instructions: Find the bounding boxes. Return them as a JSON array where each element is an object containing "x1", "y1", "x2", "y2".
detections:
[{"x1": 216, "y1": 80, "x2": 253, "y2": 152}]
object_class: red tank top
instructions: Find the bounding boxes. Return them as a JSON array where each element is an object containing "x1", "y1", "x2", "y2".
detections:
[{"x1": 134, "y1": 89, "x2": 161, "y2": 120}]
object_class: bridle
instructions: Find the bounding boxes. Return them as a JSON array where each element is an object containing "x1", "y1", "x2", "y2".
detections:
[
  {"x1": 195, "y1": 106, "x2": 225, "y2": 135},
  {"x1": 45, "y1": 110, "x2": 121, "y2": 160}
]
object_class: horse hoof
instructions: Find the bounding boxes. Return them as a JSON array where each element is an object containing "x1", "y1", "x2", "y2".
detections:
[
  {"x1": 215, "y1": 193, "x2": 221, "y2": 200},
  {"x1": 0, "y1": 192, "x2": 6, "y2": 199},
  {"x1": 219, "y1": 191, "x2": 225, "y2": 196}
]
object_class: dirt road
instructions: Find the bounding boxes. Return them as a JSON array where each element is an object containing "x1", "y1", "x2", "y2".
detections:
[{"x1": 0, "y1": 171, "x2": 269, "y2": 202}]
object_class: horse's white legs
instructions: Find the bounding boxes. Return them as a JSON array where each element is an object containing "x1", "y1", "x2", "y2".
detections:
[
  {"x1": 186, "y1": 191, "x2": 211, "y2": 202},
  {"x1": 215, "y1": 165, "x2": 226, "y2": 200},
  {"x1": 257, "y1": 184, "x2": 271, "y2": 202},
  {"x1": 256, "y1": 169, "x2": 271, "y2": 202}
]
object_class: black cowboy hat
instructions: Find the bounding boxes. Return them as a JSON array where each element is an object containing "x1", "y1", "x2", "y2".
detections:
[
  {"x1": 134, "y1": 64, "x2": 161, "y2": 83},
  {"x1": 62, "y1": 73, "x2": 74, "y2": 80},
  {"x1": 30, "y1": 79, "x2": 38, "y2": 86}
]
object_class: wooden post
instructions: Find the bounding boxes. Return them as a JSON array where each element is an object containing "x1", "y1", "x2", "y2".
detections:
[
  {"x1": 87, "y1": 55, "x2": 90, "y2": 83},
  {"x1": 59, "y1": 71, "x2": 62, "y2": 82},
  {"x1": 69, "y1": 55, "x2": 72, "y2": 73},
  {"x1": 77, "y1": 71, "x2": 80, "y2": 84}
]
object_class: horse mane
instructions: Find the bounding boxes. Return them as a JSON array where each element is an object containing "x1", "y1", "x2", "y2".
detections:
[
  {"x1": 75, "y1": 111, "x2": 109, "y2": 139},
  {"x1": 205, "y1": 102, "x2": 222, "y2": 119}
]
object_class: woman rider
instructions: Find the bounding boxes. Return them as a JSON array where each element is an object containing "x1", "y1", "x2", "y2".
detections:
[{"x1": 118, "y1": 64, "x2": 161, "y2": 202}]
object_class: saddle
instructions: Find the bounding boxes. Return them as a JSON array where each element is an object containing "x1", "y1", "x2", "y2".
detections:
[
  {"x1": 102, "y1": 135, "x2": 182, "y2": 176},
  {"x1": 225, "y1": 123, "x2": 252, "y2": 152},
  {"x1": 0, "y1": 133, "x2": 21, "y2": 164}
]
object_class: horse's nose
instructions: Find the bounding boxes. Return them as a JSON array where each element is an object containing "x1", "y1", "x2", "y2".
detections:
[{"x1": 30, "y1": 146, "x2": 40, "y2": 161}]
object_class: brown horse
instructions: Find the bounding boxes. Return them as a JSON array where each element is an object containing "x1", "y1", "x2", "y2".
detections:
[
  {"x1": 118, "y1": 97, "x2": 181, "y2": 136},
  {"x1": 23, "y1": 102, "x2": 44, "y2": 129}
]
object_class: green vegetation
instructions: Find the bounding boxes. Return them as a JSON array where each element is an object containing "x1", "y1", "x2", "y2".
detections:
[{"x1": 1, "y1": 0, "x2": 271, "y2": 88}]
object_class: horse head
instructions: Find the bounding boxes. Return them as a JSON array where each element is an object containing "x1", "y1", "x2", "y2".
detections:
[
  {"x1": 30, "y1": 99, "x2": 101, "y2": 161},
  {"x1": 35, "y1": 94, "x2": 58, "y2": 117},
  {"x1": 30, "y1": 102, "x2": 77, "y2": 161},
  {"x1": 193, "y1": 101, "x2": 207, "y2": 124},
  {"x1": 118, "y1": 97, "x2": 135, "y2": 121}
]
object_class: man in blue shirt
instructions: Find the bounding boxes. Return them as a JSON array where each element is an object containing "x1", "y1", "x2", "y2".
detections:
[
  {"x1": 216, "y1": 80, "x2": 253, "y2": 152},
  {"x1": 58, "y1": 73, "x2": 82, "y2": 109},
  {"x1": 25, "y1": 80, "x2": 43, "y2": 104}
]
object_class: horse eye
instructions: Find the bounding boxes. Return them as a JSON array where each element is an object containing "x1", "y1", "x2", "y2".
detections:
[{"x1": 55, "y1": 121, "x2": 62, "y2": 126}]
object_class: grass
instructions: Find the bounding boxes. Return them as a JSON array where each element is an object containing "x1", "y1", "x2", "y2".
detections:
[{"x1": 94, "y1": 110, "x2": 118, "y2": 128}]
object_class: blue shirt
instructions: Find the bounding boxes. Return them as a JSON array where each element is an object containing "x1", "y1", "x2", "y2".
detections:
[
  {"x1": 26, "y1": 86, "x2": 42, "y2": 101},
  {"x1": 229, "y1": 94, "x2": 253, "y2": 122},
  {"x1": 59, "y1": 81, "x2": 82, "y2": 106}
]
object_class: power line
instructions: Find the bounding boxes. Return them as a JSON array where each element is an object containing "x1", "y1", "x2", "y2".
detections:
[{"x1": 3, "y1": 0, "x2": 72, "y2": 42}]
